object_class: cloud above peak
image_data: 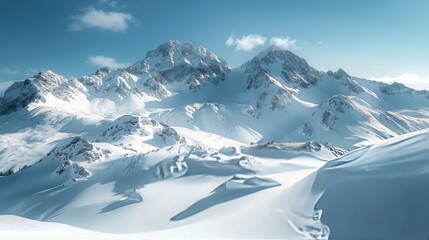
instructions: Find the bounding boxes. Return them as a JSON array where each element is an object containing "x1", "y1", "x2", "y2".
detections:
[
  {"x1": 270, "y1": 37, "x2": 297, "y2": 50},
  {"x1": 226, "y1": 34, "x2": 297, "y2": 51},
  {"x1": 226, "y1": 34, "x2": 267, "y2": 51},
  {"x1": 88, "y1": 55, "x2": 130, "y2": 68},
  {"x1": 70, "y1": 8, "x2": 133, "y2": 32}
]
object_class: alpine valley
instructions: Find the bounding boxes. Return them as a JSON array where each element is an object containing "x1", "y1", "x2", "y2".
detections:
[{"x1": 1, "y1": 41, "x2": 429, "y2": 239}]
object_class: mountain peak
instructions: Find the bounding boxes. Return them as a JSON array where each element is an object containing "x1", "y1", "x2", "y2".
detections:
[
  {"x1": 256, "y1": 45, "x2": 297, "y2": 59},
  {"x1": 328, "y1": 68, "x2": 350, "y2": 79},
  {"x1": 129, "y1": 40, "x2": 230, "y2": 91},
  {"x1": 242, "y1": 45, "x2": 320, "y2": 90},
  {"x1": 37, "y1": 70, "x2": 55, "y2": 77},
  {"x1": 145, "y1": 40, "x2": 195, "y2": 59},
  {"x1": 244, "y1": 46, "x2": 316, "y2": 74},
  {"x1": 265, "y1": 44, "x2": 290, "y2": 52},
  {"x1": 95, "y1": 67, "x2": 115, "y2": 77},
  {"x1": 29, "y1": 70, "x2": 68, "y2": 84}
]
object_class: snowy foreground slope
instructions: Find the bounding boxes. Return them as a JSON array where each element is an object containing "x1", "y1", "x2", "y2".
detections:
[
  {"x1": 1, "y1": 129, "x2": 428, "y2": 239},
  {"x1": 1, "y1": 40, "x2": 429, "y2": 239}
]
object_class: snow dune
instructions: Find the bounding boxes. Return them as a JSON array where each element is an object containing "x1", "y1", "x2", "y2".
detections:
[{"x1": 284, "y1": 128, "x2": 429, "y2": 239}]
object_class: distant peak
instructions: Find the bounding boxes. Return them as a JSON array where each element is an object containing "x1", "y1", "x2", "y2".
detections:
[
  {"x1": 31, "y1": 70, "x2": 67, "y2": 82},
  {"x1": 245, "y1": 45, "x2": 308, "y2": 70},
  {"x1": 95, "y1": 67, "x2": 115, "y2": 77},
  {"x1": 328, "y1": 68, "x2": 350, "y2": 79},
  {"x1": 266, "y1": 44, "x2": 288, "y2": 52},
  {"x1": 37, "y1": 70, "x2": 55, "y2": 77},
  {"x1": 146, "y1": 40, "x2": 199, "y2": 59},
  {"x1": 258, "y1": 44, "x2": 295, "y2": 56}
]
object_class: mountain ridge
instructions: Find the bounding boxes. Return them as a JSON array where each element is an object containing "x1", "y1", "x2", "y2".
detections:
[{"x1": 1, "y1": 40, "x2": 428, "y2": 166}]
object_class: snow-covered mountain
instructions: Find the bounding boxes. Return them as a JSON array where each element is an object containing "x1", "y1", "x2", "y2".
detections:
[
  {"x1": 1, "y1": 39, "x2": 428, "y2": 173},
  {"x1": 1, "y1": 40, "x2": 429, "y2": 239},
  {"x1": 1, "y1": 40, "x2": 230, "y2": 116}
]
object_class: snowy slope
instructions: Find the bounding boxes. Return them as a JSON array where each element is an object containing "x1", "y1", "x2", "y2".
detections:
[
  {"x1": 283, "y1": 129, "x2": 429, "y2": 239},
  {"x1": 0, "y1": 215, "x2": 145, "y2": 240},
  {"x1": 0, "y1": 122, "x2": 328, "y2": 237},
  {"x1": 1, "y1": 129, "x2": 426, "y2": 239}
]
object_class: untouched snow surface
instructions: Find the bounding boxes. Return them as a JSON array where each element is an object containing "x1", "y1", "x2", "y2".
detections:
[
  {"x1": 286, "y1": 129, "x2": 429, "y2": 239},
  {"x1": 1, "y1": 130, "x2": 428, "y2": 239}
]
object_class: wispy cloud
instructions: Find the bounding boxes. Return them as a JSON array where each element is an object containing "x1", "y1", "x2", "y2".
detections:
[
  {"x1": 0, "y1": 66, "x2": 20, "y2": 75},
  {"x1": 226, "y1": 34, "x2": 267, "y2": 51},
  {"x1": 70, "y1": 8, "x2": 134, "y2": 32},
  {"x1": 269, "y1": 37, "x2": 297, "y2": 50},
  {"x1": 225, "y1": 35, "x2": 235, "y2": 46},
  {"x1": 371, "y1": 73, "x2": 429, "y2": 90},
  {"x1": 88, "y1": 55, "x2": 130, "y2": 68}
]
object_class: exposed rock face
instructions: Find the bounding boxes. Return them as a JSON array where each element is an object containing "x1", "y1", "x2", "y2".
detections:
[
  {"x1": 1, "y1": 71, "x2": 68, "y2": 114},
  {"x1": 144, "y1": 40, "x2": 230, "y2": 89},
  {"x1": 55, "y1": 159, "x2": 91, "y2": 180},
  {"x1": 327, "y1": 69, "x2": 366, "y2": 94},
  {"x1": 47, "y1": 137, "x2": 103, "y2": 163},
  {"x1": 243, "y1": 47, "x2": 320, "y2": 90},
  {"x1": 92, "y1": 114, "x2": 185, "y2": 145},
  {"x1": 241, "y1": 47, "x2": 320, "y2": 116}
]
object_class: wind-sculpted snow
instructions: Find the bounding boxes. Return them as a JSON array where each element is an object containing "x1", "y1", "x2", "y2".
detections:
[
  {"x1": 171, "y1": 175, "x2": 280, "y2": 221},
  {"x1": 285, "y1": 129, "x2": 429, "y2": 239}
]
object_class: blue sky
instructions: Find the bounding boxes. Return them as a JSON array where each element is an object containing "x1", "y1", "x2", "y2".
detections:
[{"x1": 1, "y1": 0, "x2": 429, "y2": 89}]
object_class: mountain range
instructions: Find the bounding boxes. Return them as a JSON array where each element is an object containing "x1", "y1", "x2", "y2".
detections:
[{"x1": 1, "y1": 40, "x2": 429, "y2": 239}]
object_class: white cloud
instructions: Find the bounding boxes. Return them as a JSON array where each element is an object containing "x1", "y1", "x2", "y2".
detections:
[
  {"x1": 371, "y1": 73, "x2": 429, "y2": 90},
  {"x1": 225, "y1": 35, "x2": 234, "y2": 46},
  {"x1": 88, "y1": 55, "x2": 130, "y2": 68},
  {"x1": 70, "y1": 8, "x2": 133, "y2": 32},
  {"x1": 225, "y1": 34, "x2": 267, "y2": 51},
  {"x1": 269, "y1": 37, "x2": 297, "y2": 50}
]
